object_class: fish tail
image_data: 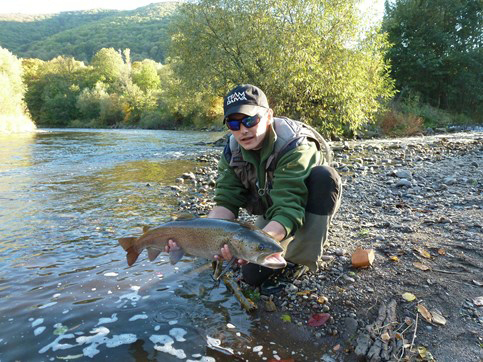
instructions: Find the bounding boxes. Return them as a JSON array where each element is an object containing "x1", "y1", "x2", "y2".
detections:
[
  {"x1": 118, "y1": 237, "x2": 140, "y2": 266},
  {"x1": 126, "y1": 246, "x2": 140, "y2": 266}
]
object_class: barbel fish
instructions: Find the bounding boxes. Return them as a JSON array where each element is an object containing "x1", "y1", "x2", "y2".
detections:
[{"x1": 118, "y1": 218, "x2": 287, "y2": 269}]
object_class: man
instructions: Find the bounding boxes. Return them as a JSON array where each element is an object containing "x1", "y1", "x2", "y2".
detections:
[{"x1": 168, "y1": 84, "x2": 342, "y2": 286}]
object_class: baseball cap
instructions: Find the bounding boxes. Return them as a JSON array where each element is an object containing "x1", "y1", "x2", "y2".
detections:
[{"x1": 223, "y1": 84, "x2": 269, "y2": 120}]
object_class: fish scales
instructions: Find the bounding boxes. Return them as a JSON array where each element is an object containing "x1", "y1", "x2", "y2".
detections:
[{"x1": 119, "y1": 218, "x2": 287, "y2": 269}]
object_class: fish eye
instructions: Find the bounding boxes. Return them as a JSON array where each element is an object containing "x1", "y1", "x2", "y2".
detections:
[{"x1": 257, "y1": 245, "x2": 265, "y2": 251}]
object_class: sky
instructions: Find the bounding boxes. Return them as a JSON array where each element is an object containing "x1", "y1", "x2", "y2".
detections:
[{"x1": 0, "y1": 0, "x2": 385, "y2": 18}]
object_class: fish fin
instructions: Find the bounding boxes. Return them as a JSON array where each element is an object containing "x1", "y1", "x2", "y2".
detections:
[
  {"x1": 142, "y1": 225, "x2": 151, "y2": 233},
  {"x1": 214, "y1": 257, "x2": 237, "y2": 281},
  {"x1": 147, "y1": 247, "x2": 161, "y2": 261},
  {"x1": 118, "y1": 237, "x2": 137, "y2": 251},
  {"x1": 173, "y1": 213, "x2": 196, "y2": 220},
  {"x1": 169, "y1": 248, "x2": 185, "y2": 264},
  {"x1": 126, "y1": 246, "x2": 140, "y2": 266}
]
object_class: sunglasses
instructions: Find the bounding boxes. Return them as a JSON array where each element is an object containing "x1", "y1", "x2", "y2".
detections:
[{"x1": 224, "y1": 111, "x2": 267, "y2": 131}]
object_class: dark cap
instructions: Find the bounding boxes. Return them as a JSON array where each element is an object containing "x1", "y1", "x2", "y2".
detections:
[{"x1": 223, "y1": 84, "x2": 269, "y2": 119}]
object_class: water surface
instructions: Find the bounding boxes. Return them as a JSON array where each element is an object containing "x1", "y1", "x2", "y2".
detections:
[{"x1": 0, "y1": 129, "x2": 310, "y2": 361}]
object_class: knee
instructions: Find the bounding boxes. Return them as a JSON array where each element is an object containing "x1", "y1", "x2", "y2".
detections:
[{"x1": 306, "y1": 165, "x2": 341, "y2": 192}]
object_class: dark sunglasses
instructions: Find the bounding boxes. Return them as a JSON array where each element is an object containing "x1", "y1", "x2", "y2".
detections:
[{"x1": 224, "y1": 112, "x2": 266, "y2": 131}]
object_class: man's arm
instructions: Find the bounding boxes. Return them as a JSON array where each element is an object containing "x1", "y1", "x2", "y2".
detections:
[{"x1": 207, "y1": 206, "x2": 236, "y2": 220}]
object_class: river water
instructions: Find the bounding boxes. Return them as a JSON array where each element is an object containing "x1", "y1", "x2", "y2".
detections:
[{"x1": 0, "y1": 129, "x2": 308, "y2": 361}]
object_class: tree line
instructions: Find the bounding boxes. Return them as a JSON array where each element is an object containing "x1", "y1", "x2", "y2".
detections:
[{"x1": 1, "y1": 0, "x2": 481, "y2": 137}]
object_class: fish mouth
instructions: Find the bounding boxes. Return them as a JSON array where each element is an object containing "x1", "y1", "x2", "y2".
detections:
[{"x1": 259, "y1": 252, "x2": 287, "y2": 269}]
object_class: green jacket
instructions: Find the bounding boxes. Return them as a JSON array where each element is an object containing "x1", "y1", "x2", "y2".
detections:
[{"x1": 214, "y1": 118, "x2": 322, "y2": 236}]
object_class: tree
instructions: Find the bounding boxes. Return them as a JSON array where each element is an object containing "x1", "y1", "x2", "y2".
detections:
[
  {"x1": 383, "y1": 0, "x2": 483, "y2": 116},
  {"x1": 132, "y1": 59, "x2": 161, "y2": 91},
  {"x1": 0, "y1": 47, "x2": 25, "y2": 115},
  {"x1": 91, "y1": 48, "x2": 129, "y2": 91},
  {"x1": 167, "y1": 0, "x2": 394, "y2": 136},
  {"x1": 0, "y1": 47, "x2": 35, "y2": 132}
]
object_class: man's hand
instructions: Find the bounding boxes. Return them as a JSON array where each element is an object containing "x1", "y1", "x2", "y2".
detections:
[
  {"x1": 214, "y1": 244, "x2": 248, "y2": 265},
  {"x1": 164, "y1": 239, "x2": 180, "y2": 253}
]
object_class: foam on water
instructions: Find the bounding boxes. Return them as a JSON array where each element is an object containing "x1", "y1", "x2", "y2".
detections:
[
  {"x1": 96, "y1": 313, "x2": 118, "y2": 326},
  {"x1": 39, "y1": 302, "x2": 57, "y2": 309},
  {"x1": 150, "y1": 334, "x2": 186, "y2": 359},
  {"x1": 169, "y1": 328, "x2": 187, "y2": 342},
  {"x1": 129, "y1": 313, "x2": 148, "y2": 321},
  {"x1": 103, "y1": 272, "x2": 118, "y2": 277},
  {"x1": 34, "y1": 326, "x2": 46, "y2": 336},
  {"x1": 31, "y1": 318, "x2": 44, "y2": 327}
]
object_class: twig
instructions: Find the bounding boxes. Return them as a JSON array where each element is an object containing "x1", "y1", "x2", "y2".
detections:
[
  {"x1": 432, "y1": 268, "x2": 460, "y2": 274},
  {"x1": 409, "y1": 313, "x2": 419, "y2": 352}
]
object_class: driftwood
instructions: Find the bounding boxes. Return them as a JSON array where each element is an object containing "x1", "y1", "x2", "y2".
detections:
[{"x1": 356, "y1": 299, "x2": 403, "y2": 362}]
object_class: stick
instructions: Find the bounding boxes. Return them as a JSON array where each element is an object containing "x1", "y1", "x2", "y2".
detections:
[
  {"x1": 432, "y1": 268, "x2": 460, "y2": 274},
  {"x1": 409, "y1": 313, "x2": 419, "y2": 352}
]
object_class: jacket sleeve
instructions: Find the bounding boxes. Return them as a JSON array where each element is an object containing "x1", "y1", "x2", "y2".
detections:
[
  {"x1": 265, "y1": 140, "x2": 320, "y2": 236},
  {"x1": 213, "y1": 154, "x2": 248, "y2": 218}
]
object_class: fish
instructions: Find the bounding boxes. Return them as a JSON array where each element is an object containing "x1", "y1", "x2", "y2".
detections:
[{"x1": 118, "y1": 217, "x2": 287, "y2": 269}]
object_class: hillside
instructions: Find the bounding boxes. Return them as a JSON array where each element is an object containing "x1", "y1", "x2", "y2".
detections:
[{"x1": 0, "y1": 2, "x2": 179, "y2": 62}]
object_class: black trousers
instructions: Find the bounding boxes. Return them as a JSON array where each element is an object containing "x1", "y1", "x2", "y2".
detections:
[{"x1": 242, "y1": 165, "x2": 342, "y2": 286}]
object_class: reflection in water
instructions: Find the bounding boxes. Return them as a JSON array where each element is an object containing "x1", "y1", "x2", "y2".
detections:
[{"x1": 0, "y1": 128, "x2": 320, "y2": 361}]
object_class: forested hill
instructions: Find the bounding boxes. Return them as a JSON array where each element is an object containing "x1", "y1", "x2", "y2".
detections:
[{"x1": 0, "y1": 2, "x2": 179, "y2": 63}]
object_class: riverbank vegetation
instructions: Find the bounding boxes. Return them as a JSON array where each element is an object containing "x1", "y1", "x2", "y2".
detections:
[
  {"x1": 0, "y1": 48, "x2": 36, "y2": 133},
  {"x1": 1, "y1": 0, "x2": 481, "y2": 137}
]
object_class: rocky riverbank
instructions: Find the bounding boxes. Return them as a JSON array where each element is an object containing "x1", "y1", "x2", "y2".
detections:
[{"x1": 169, "y1": 131, "x2": 482, "y2": 362}]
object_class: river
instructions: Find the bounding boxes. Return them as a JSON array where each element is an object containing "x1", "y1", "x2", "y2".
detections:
[{"x1": 0, "y1": 129, "x2": 303, "y2": 361}]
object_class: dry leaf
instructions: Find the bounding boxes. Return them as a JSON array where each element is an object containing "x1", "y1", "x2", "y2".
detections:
[
  {"x1": 430, "y1": 309, "x2": 447, "y2": 325},
  {"x1": 395, "y1": 332, "x2": 403, "y2": 340},
  {"x1": 296, "y1": 290, "x2": 312, "y2": 296},
  {"x1": 473, "y1": 296, "x2": 483, "y2": 306},
  {"x1": 389, "y1": 256, "x2": 399, "y2": 262},
  {"x1": 265, "y1": 299, "x2": 277, "y2": 312},
  {"x1": 402, "y1": 292, "x2": 416, "y2": 302},
  {"x1": 307, "y1": 313, "x2": 331, "y2": 327},
  {"x1": 437, "y1": 248, "x2": 446, "y2": 255},
  {"x1": 416, "y1": 248, "x2": 432, "y2": 259},
  {"x1": 317, "y1": 296, "x2": 329, "y2": 304},
  {"x1": 413, "y1": 262, "x2": 431, "y2": 271},
  {"x1": 381, "y1": 332, "x2": 391, "y2": 341},
  {"x1": 351, "y1": 248, "x2": 375, "y2": 268},
  {"x1": 418, "y1": 346, "x2": 428, "y2": 358},
  {"x1": 333, "y1": 344, "x2": 340, "y2": 351},
  {"x1": 417, "y1": 304, "x2": 432, "y2": 322}
]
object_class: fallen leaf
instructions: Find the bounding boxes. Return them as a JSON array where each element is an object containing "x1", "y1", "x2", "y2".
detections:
[
  {"x1": 437, "y1": 248, "x2": 446, "y2": 255},
  {"x1": 418, "y1": 346, "x2": 428, "y2": 358},
  {"x1": 473, "y1": 296, "x2": 483, "y2": 306},
  {"x1": 430, "y1": 309, "x2": 447, "y2": 325},
  {"x1": 413, "y1": 262, "x2": 431, "y2": 271},
  {"x1": 395, "y1": 332, "x2": 403, "y2": 340},
  {"x1": 317, "y1": 296, "x2": 329, "y2": 304},
  {"x1": 351, "y1": 248, "x2": 375, "y2": 268},
  {"x1": 333, "y1": 344, "x2": 340, "y2": 351},
  {"x1": 389, "y1": 256, "x2": 399, "y2": 262},
  {"x1": 381, "y1": 332, "x2": 391, "y2": 341},
  {"x1": 296, "y1": 290, "x2": 312, "y2": 296},
  {"x1": 416, "y1": 248, "x2": 431, "y2": 259},
  {"x1": 402, "y1": 292, "x2": 416, "y2": 302},
  {"x1": 307, "y1": 313, "x2": 331, "y2": 327},
  {"x1": 281, "y1": 314, "x2": 292, "y2": 323},
  {"x1": 264, "y1": 299, "x2": 277, "y2": 312},
  {"x1": 404, "y1": 317, "x2": 413, "y2": 326},
  {"x1": 417, "y1": 304, "x2": 432, "y2": 322}
]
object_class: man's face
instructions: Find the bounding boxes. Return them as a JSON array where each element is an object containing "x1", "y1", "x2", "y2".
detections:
[{"x1": 228, "y1": 110, "x2": 272, "y2": 151}]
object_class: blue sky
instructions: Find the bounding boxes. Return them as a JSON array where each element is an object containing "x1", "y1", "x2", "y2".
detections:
[{"x1": 0, "y1": 0, "x2": 384, "y2": 18}]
